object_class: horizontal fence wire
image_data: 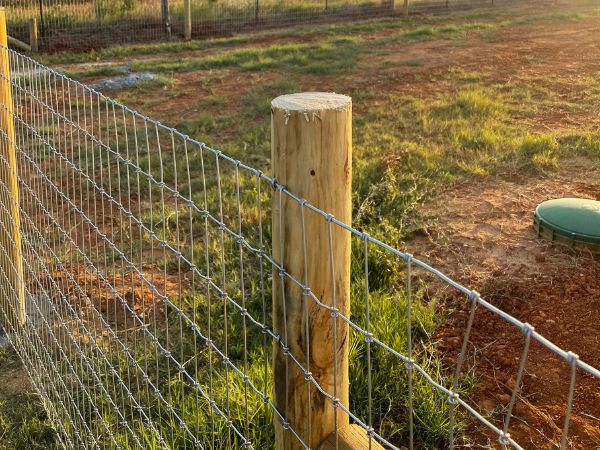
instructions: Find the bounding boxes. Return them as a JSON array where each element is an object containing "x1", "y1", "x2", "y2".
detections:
[
  {"x1": 0, "y1": 46, "x2": 599, "y2": 450},
  {"x1": 3, "y1": 0, "x2": 512, "y2": 51}
]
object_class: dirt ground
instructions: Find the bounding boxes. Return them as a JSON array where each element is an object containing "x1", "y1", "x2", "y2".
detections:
[
  {"x1": 35, "y1": 5, "x2": 600, "y2": 448},
  {"x1": 414, "y1": 157, "x2": 600, "y2": 449},
  {"x1": 77, "y1": 10, "x2": 600, "y2": 135},
  {"x1": 0, "y1": 349, "x2": 30, "y2": 402}
]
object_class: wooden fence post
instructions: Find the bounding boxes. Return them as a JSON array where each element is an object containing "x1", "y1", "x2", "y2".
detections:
[
  {"x1": 183, "y1": 0, "x2": 191, "y2": 40},
  {"x1": 271, "y1": 93, "x2": 352, "y2": 450},
  {"x1": 0, "y1": 8, "x2": 26, "y2": 329},
  {"x1": 271, "y1": 93, "x2": 385, "y2": 450},
  {"x1": 29, "y1": 18, "x2": 39, "y2": 52},
  {"x1": 404, "y1": 0, "x2": 409, "y2": 16},
  {"x1": 161, "y1": 0, "x2": 171, "y2": 38}
]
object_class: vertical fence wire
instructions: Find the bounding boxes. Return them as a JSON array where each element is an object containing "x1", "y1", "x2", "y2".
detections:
[{"x1": 0, "y1": 48, "x2": 599, "y2": 450}]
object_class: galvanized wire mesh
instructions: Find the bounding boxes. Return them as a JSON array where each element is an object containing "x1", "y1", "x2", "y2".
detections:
[
  {"x1": 0, "y1": 47, "x2": 599, "y2": 450},
  {"x1": 3, "y1": 0, "x2": 501, "y2": 51}
]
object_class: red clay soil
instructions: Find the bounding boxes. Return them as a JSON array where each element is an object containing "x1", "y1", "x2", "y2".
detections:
[
  {"x1": 53, "y1": 8, "x2": 600, "y2": 447},
  {"x1": 47, "y1": 267, "x2": 186, "y2": 332},
  {"x1": 412, "y1": 157, "x2": 600, "y2": 449},
  {"x1": 101, "y1": 11, "x2": 600, "y2": 137}
]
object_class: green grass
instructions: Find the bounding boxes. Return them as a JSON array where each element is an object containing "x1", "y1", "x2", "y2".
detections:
[
  {"x1": 129, "y1": 39, "x2": 361, "y2": 75},
  {"x1": 37, "y1": 1, "x2": 600, "y2": 67},
  {"x1": 202, "y1": 95, "x2": 228, "y2": 107},
  {"x1": 11, "y1": 66, "x2": 600, "y2": 450},
  {"x1": 46, "y1": 78, "x2": 584, "y2": 450},
  {"x1": 62, "y1": 64, "x2": 127, "y2": 79},
  {"x1": 7, "y1": 0, "x2": 600, "y2": 448},
  {"x1": 0, "y1": 393, "x2": 59, "y2": 450},
  {"x1": 240, "y1": 79, "x2": 301, "y2": 118},
  {"x1": 66, "y1": 22, "x2": 480, "y2": 77},
  {"x1": 404, "y1": 57, "x2": 422, "y2": 67},
  {"x1": 176, "y1": 115, "x2": 234, "y2": 138},
  {"x1": 0, "y1": 349, "x2": 59, "y2": 450}
]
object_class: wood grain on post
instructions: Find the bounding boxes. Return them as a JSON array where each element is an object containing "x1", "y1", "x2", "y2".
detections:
[
  {"x1": 0, "y1": 8, "x2": 26, "y2": 329},
  {"x1": 271, "y1": 93, "x2": 352, "y2": 450},
  {"x1": 183, "y1": 0, "x2": 191, "y2": 40}
]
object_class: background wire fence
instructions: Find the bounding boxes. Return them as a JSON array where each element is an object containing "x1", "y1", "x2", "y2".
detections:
[
  {"x1": 3, "y1": 0, "x2": 504, "y2": 52},
  {"x1": 0, "y1": 47, "x2": 599, "y2": 450}
]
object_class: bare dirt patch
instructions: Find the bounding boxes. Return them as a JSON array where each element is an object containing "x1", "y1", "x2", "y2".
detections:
[
  {"x1": 47, "y1": 267, "x2": 187, "y2": 333},
  {"x1": 348, "y1": 14, "x2": 600, "y2": 129},
  {"x1": 410, "y1": 157, "x2": 600, "y2": 449},
  {"x1": 111, "y1": 12, "x2": 600, "y2": 134},
  {"x1": 0, "y1": 350, "x2": 30, "y2": 402}
]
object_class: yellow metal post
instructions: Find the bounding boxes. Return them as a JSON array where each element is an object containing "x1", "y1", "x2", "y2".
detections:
[{"x1": 0, "y1": 8, "x2": 25, "y2": 329}]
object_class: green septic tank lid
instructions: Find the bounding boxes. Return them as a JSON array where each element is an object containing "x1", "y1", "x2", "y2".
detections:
[{"x1": 534, "y1": 198, "x2": 600, "y2": 246}]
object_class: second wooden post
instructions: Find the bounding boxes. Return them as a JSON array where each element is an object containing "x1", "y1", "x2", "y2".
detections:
[
  {"x1": 183, "y1": 0, "x2": 191, "y2": 40},
  {"x1": 271, "y1": 93, "x2": 352, "y2": 450},
  {"x1": 29, "y1": 18, "x2": 39, "y2": 52}
]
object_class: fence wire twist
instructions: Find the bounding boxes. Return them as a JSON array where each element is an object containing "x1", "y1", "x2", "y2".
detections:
[{"x1": 0, "y1": 47, "x2": 598, "y2": 450}]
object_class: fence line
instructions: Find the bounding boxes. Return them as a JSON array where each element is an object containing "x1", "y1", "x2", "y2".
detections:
[
  {"x1": 3, "y1": 0, "x2": 509, "y2": 51},
  {"x1": 0, "y1": 39, "x2": 599, "y2": 449}
]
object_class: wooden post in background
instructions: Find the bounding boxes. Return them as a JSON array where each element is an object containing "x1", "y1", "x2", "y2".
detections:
[
  {"x1": 404, "y1": 0, "x2": 409, "y2": 16},
  {"x1": 29, "y1": 18, "x2": 38, "y2": 52},
  {"x1": 161, "y1": 0, "x2": 171, "y2": 38},
  {"x1": 271, "y1": 93, "x2": 352, "y2": 450},
  {"x1": 0, "y1": 8, "x2": 26, "y2": 329},
  {"x1": 183, "y1": 0, "x2": 191, "y2": 40}
]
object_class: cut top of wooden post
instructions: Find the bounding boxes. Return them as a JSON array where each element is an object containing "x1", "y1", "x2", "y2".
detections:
[{"x1": 272, "y1": 92, "x2": 351, "y2": 113}]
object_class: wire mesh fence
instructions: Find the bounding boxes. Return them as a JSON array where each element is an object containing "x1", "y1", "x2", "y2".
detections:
[
  {"x1": 0, "y1": 39, "x2": 599, "y2": 450},
  {"x1": 3, "y1": 0, "x2": 504, "y2": 52}
]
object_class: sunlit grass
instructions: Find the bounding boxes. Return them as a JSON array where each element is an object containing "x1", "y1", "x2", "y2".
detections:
[{"x1": 5, "y1": 0, "x2": 600, "y2": 447}]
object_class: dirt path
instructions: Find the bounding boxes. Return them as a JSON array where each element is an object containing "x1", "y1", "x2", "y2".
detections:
[{"x1": 411, "y1": 157, "x2": 600, "y2": 449}]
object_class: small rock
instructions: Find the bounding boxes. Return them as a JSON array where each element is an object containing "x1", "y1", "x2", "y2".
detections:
[
  {"x1": 514, "y1": 401, "x2": 527, "y2": 415},
  {"x1": 498, "y1": 393, "x2": 511, "y2": 404},
  {"x1": 506, "y1": 375, "x2": 516, "y2": 391}
]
